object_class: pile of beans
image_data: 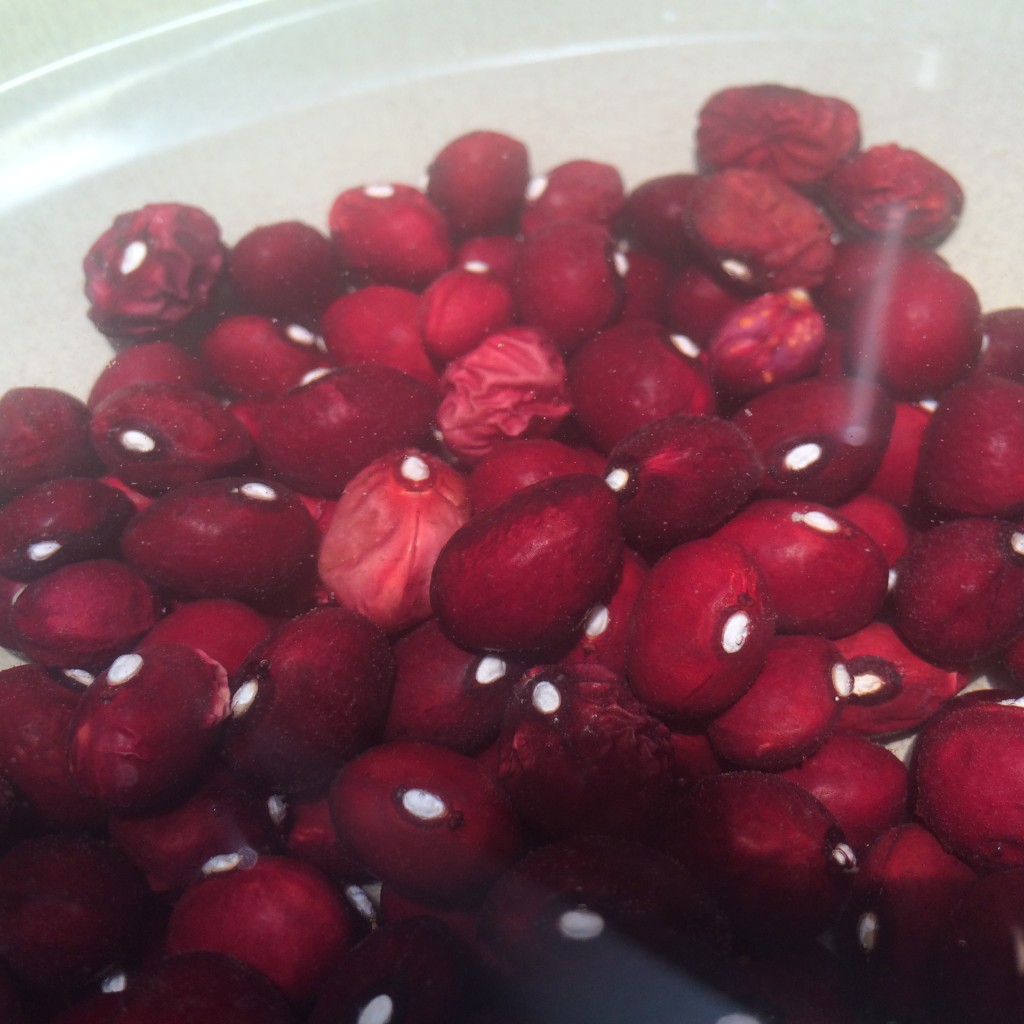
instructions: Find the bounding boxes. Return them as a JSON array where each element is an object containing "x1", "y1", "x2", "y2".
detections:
[{"x1": 0, "y1": 82, "x2": 1022, "y2": 1023}]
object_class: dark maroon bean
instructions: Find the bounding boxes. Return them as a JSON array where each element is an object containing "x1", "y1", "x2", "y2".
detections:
[
  {"x1": 228, "y1": 219, "x2": 338, "y2": 318},
  {"x1": 0, "y1": 834, "x2": 147, "y2": 991},
  {"x1": 328, "y1": 183, "x2": 452, "y2": 289},
  {"x1": 83, "y1": 203, "x2": 225, "y2": 340},
  {"x1": 667, "y1": 728, "x2": 724, "y2": 785},
  {"x1": 665, "y1": 262, "x2": 747, "y2": 345},
  {"x1": 108, "y1": 771, "x2": 278, "y2": 892},
  {"x1": 865, "y1": 400, "x2": 932, "y2": 509},
  {"x1": 468, "y1": 438, "x2": 601, "y2": 514},
  {"x1": 69, "y1": 643, "x2": 231, "y2": 812},
  {"x1": 200, "y1": 315, "x2": 327, "y2": 399},
  {"x1": 519, "y1": 159, "x2": 624, "y2": 236},
  {"x1": 166, "y1": 855, "x2": 354, "y2": 1004},
  {"x1": 11, "y1": 559, "x2": 161, "y2": 669},
  {"x1": 511, "y1": 219, "x2": 623, "y2": 353},
  {"x1": 834, "y1": 492, "x2": 909, "y2": 569},
  {"x1": 0, "y1": 965, "x2": 27, "y2": 1024},
  {"x1": 812, "y1": 239, "x2": 946, "y2": 328},
  {"x1": 0, "y1": 664, "x2": 105, "y2": 830},
  {"x1": 120, "y1": 476, "x2": 318, "y2": 605},
  {"x1": 604, "y1": 413, "x2": 763, "y2": 555},
  {"x1": 893, "y1": 517, "x2": 1024, "y2": 668},
  {"x1": 616, "y1": 172, "x2": 699, "y2": 265},
  {"x1": 616, "y1": 248, "x2": 671, "y2": 323},
  {"x1": 496, "y1": 663, "x2": 673, "y2": 843},
  {"x1": 418, "y1": 265, "x2": 514, "y2": 362},
  {"x1": 282, "y1": 791, "x2": 374, "y2": 887},
  {"x1": 568, "y1": 319, "x2": 716, "y2": 454},
  {"x1": 732, "y1": 377, "x2": 895, "y2": 506},
  {"x1": 696, "y1": 84, "x2": 860, "y2": 188},
  {"x1": 320, "y1": 286, "x2": 438, "y2": 388},
  {"x1": 89, "y1": 381, "x2": 255, "y2": 494},
  {"x1": 426, "y1": 130, "x2": 530, "y2": 237},
  {"x1": 139, "y1": 597, "x2": 271, "y2": 676},
  {"x1": 0, "y1": 388, "x2": 95, "y2": 501},
  {"x1": 916, "y1": 375, "x2": 1024, "y2": 518},
  {"x1": 87, "y1": 340, "x2": 210, "y2": 409},
  {"x1": 780, "y1": 732, "x2": 909, "y2": 852},
  {"x1": 560, "y1": 546, "x2": 647, "y2": 677},
  {"x1": 845, "y1": 255, "x2": 981, "y2": 399},
  {"x1": 0, "y1": 477, "x2": 135, "y2": 581},
  {"x1": 714, "y1": 499, "x2": 889, "y2": 638},
  {"x1": 384, "y1": 618, "x2": 519, "y2": 754},
  {"x1": 309, "y1": 917, "x2": 468, "y2": 1024},
  {"x1": 453, "y1": 233, "x2": 521, "y2": 284},
  {"x1": 659, "y1": 772, "x2": 856, "y2": 945},
  {"x1": 376, "y1": 886, "x2": 478, "y2": 945},
  {"x1": 224, "y1": 606, "x2": 394, "y2": 793},
  {"x1": 913, "y1": 700, "x2": 1024, "y2": 872},
  {"x1": 430, "y1": 474, "x2": 623, "y2": 656},
  {"x1": 706, "y1": 634, "x2": 847, "y2": 770},
  {"x1": 254, "y1": 364, "x2": 437, "y2": 497},
  {"x1": 329, "y1": 739, "x2": 522, "y2": 905},
  {"x1": 932, "y1": 866, "x2": 1024, "y2": 1024},
  {"x1": 627, "y1": 538, "x2": 775, "y2": 723},
  {"x1": 842, "y1": 824, "x2": 974, "y2": 1022},
  {"x1": 975, "y1": 307, "x2": 1024, "y2": 382},
  {"x1": 116, "y1": 951, "x2": 297, "y2": 1024}
]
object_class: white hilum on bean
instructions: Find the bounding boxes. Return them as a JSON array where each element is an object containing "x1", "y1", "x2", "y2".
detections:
[
  {"x1": 101, "y1": 972, "x2": 128, "y2": 994},
  {"x1": 852, "y1": 672, "x2": 885, "y2": 697},
  {"x1": 791, "y1": 510, "x2": 840, "y2": 534},
  {"x1": 669, "y1": 333, "x2": 702, "y2": 359},
  {"x1": 721, "y1": 611, "x2": 751, "y2": 654},
  {"x1": 831, "y1": 663, "x2": 853, "y2": 698},
  {"x1": 557, "y1": 907, "x2": 605, "y2": 941},
  {"x1": 119, "y1": 429, "x2": 156, "y2": 454},
  {"x1": 231, "y1": 679, "x2": 259, "y2": 717},
  {"x1": 27, "y1": 540, "x2": 61, "y2": 562},
  {"x1": 831, "y1": 842, "x2": 858, "y2": 872},
  {"x1": 344, "y1": 884, "x2": 377, "y2": 922},
  {"x1": 531, "y1": 680, "x2": 562, "y2": 714},
  {"x1": 525, "y1": 175, "x2": 548, "y2": 201},
  {"x1": 782, "y1": 442, "x2": 822, "y2": 472},
  {"x1": 401, "y1": 788, "x2": 447, "y2": 821},
  {"x1": 584, "y1": 604, "x2": 610, "y2": 639},
  {"x1": 107, "y1": 653, "x2": 143, "y2": 686},
  {"x1": 284, "y1": 323, "x2": 318, "y2": 346},
  {"x1": 857, "y1": 910, "x2": 879, "y2": 953},
  {"x1": 266, "y1": 794, "x2": 288, "y2": 827},
  {"x1": 475, "y1": 656, "x2": 506, "y2": 685},
  {"x1": 238, "y1": 481, "x2": 278, "y2": 502},
  {"x1": 119, "y1": 240, "x2": 147, "y2": 275},
  {"x1": 604, "y1": 467, "x2": 629, "y2": 492},
  {"x1": 358, "y1": 994, "x2": 395, "y2": 1024},
  {"x1": 720, "y1": 258, "x2": 752, "y2": 283},
  {"x1": 400, "y1": 454, "x2": 430, "y2": 483}
]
